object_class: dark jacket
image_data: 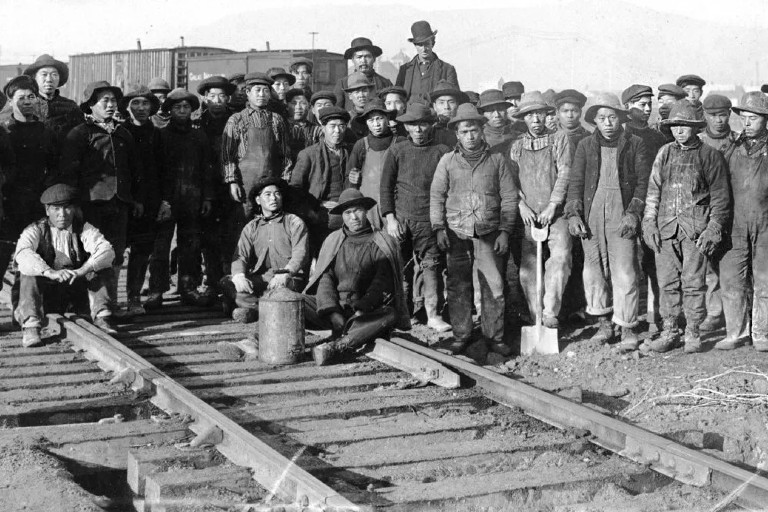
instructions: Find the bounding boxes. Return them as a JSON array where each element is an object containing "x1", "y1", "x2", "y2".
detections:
[
  {"x1": 0, "y1": 91, "x2": 82, "y2": 146},
  {"x1": 565, "y1": 129, "x2": 651, "y2": 222},
  {"x1": 396, "y1": 54, "x2": 459, "y2": 103},
  {"x1": 334, "y1": 72, "x2": 393, "y2": 112},
  {"x1": 123, "y1": 121, "x2": 161, "y2": 216},
  {"x1": 0, "y1": 116, "x2": 57, "y2": 194}
]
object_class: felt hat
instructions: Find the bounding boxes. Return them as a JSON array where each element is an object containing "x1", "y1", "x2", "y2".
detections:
[
  {"x1": 289, "y1": 57, "x2": 314, "y2": 73},
  {"x1": 447, "y1": 103, "x2": 487, "y2": 129},
  {"x1": 267, "y1": 67, "x2": 296, "y2": 86},
  {"x1": 3, "y1": 75, "x2": 39, "y2": 99},
  {"x1": 512, "y1": 91, "x2": 552, "y2": 118},
  {"x1": 343, "y1": 37, "x2": 383, "y2": 60},
  {"x1": 676, "y1": 74, "x2": 706, "y2": 88},
  {"x1": 162, "y1": 88, "x2": 200, "y2": 113},
  {"x1": 702, "y1": 94, "x2": 732, "y2": 114},
  {"x1": 555, "y1": 89, "x2": 587, "y2": 108},
  {"x1": 147, "y1": 77, "x2": 172, "y2": 93},
  {"x1": 286, "y1": 88, "x2": 310, "y2": 104},
  {"x1": 502, "y1": 81, "x2": 524, "y2": 99},
  {"x1": 80, "y1": 81, "x2": 123, "y2": 113},
  {"x1": 24, "y1": 54, "x2": 69, "y2": 87},
  {"x1": 318, "y1": 105, "x2": 351, "y2": 125},
  {"x1": 660, "y1": 100, "x2": 707, "y2": 127},
  {"x1": 657, "y1": 83, "x2": 687, "y2": 100},
  {"x1": 244, "y1": 72, "x2": 274, "y2": 87},
  {"x1": 378, "y1": 85, "x2": 407, "y2": 100},
  {"x1": 476, "y1": 89, "x2": 511, "y2": 111},
  {"x1": 330, "y1": 188, "x2": 376, "y2": 215},
  {"x1": 584, "y1": 92, "x2": 628, "y2": 125},
  {"x1": 395, "y1": 103, "x2": 435, "y2": 124},
  {"x1": 119, "y1": 84, "x2": 160, "y2": 115},
  {"x1": 464, "y1": 91, "x2": 480, "y2": 106},
  {"x1": 408, "y1": 20, "x2": 437, "y2": 45},
  {"x1": 196, "y1": 76, "x2": 236, "y2": 96},
  {"x1": 621, "y1": 84, "x2": 653, "y2": 105},
  {"x1": 542, "y1": 89, "x2": 557, "y2": 108},
  {"x1": 359, "y1": 98, "x2": 393, "y2": 119},
  {"x1": 732, "y1": 91, "x2": 768, "y2": 116},
  {"x1": 430, "y1": 80, "x2": 469, "y2": 104},
  {"x1": 310, "y1": 90, "x2": 337, "y2": 106},
  {"x1": 343, "y1": 71, "x2": 375, "y2": 92},
  {"x1": 227, "y1": 73, "x2": 245, "y2": 84},
  {"x1": 40, "y1": 184, "x2": 79, "y2": 206},
  {"x1": 762, "y1": 84, "x2": 768, "y2": 94}
]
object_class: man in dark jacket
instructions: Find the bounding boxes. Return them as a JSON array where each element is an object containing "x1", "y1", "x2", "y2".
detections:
[
  {"x1": 343, "y1": 72, "x2": 375, "y2": 141},
  {"x1": 334, "y1": 37, "x2": 392, "y2": 111},
  {"x1": 430, "y1": 80, "x2": 468, "y2": 147},
  {"x1": 642, "y1": 101, "x2": 731, "y2": 354},
  {"x1": 396, "y1": 21, "x2": 459, "y2": 103},
  {"x1": 566, "y1": 93, "x2": 651, "y2": 351}
]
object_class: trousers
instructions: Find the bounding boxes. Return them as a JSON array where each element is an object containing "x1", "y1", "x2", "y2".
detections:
[
  {"x1": 150, "y1": 216, "x2": 201, "y2": 295},
  {"x1": 655, "y1": 229, "x2": 707, "y2": 326},
  {"x1": 15, "y1": 271, "x2": 111, "y2": 327}
]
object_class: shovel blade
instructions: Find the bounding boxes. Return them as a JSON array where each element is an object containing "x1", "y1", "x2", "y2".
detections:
[{"x1": 520, "y1": 325, "x2": 560, "y2": 355}]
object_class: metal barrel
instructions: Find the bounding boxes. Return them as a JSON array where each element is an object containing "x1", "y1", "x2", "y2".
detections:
[{"x1": 258, "y1": 287, "x2": 305, "y2": 364}]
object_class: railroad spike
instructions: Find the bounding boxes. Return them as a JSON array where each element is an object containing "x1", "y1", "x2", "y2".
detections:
[
  {"x1": 189, "y1": 425, "x2": 224, "y2": 447},
  {"x1": 108, "y1": 367, "x2": 136, "y2": 388}
]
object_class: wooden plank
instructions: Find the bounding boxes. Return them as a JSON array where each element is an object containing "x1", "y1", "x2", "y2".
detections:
[
  {"x1": 368, "y1": 338, "x2": 460, "y2": 388},
  {"x1": 127, "y1": 446, "x2": 218, "y2": 495}
]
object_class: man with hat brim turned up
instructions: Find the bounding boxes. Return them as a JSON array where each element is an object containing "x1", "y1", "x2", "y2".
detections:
[
  {"x1": 378, "y1": 85, "x2": 408, "y2": 136},
  {"x1": 347, "y1": 98, "x2": 405, "y2": 229},
  {"x1": 148, "y1": 78, "x2": 172, "y2": 129},
  {"x1": 145, "y1": 89, "x2": 215, "y2": 310},
  {"x1": 267, "y1": 68, "x2": 296, "y2": 103},
  {"x1": 397, "y1": 21, "x2": 459, "y2": 103},
  {"x1": 14, "y1": 184, "x2": 116, "y2": 346},
  {"x1": 508, "y1": 91, "x2": 573, "y2": 329},
  {"x1": 343, "y1": 72, "x2": 376, "y2": 140},
  {"x1": 334, "y1": 37, "x2": 392, "y2": 112},
  {"x1": 220, "y1": 177, "x2": 309, "y2": 323},
  {"x1": 431, "y1": 104, "x2": 518, "y2": 358},
  {"x1": 477, "y1": 89, "x2": 518, "y2": 150},
  {"x1": 503, "y1": 81, "x2": 527, "y2": 133},
  {"x1": 717, "y1": 92, "x2": 768, "y2": 352},
  {"x1": 430, "y1": 80, "x2": 469, "y2": 147},
  {"x1": 566, "y1": 93, "x2": 651, "y2": 352},
  {"x1": 642, "y1": 101, "x2": 730, "y2": 354},
  {"x1": 59, "y1": 81, "x2": 142, "y2": 323},
  {"x1": 381, "y1": 103, "x2": 452, "y2": 332},
  {"x1": 289, "y1": 57, "x2": 314, "y2": 94},
  {"x1": 305, "y1": 188, "x2": 410, "y2": 365}
]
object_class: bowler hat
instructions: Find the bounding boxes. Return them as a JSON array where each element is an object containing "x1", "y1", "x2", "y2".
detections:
[
  {"x1": 248, "y1": 176, "x2": 287, "y2": 206},
  {"x1": 447, "y1": 103, "x2": 487, "y2": 129},
  {"x1": 330, "y1": 188, "x2": 376, "y2": 215},
  {"x1": 621, "y1": 84, "x2": 653, "y2": 105},
  {"x1": 396, "y1": 103, "x2": 435, "y2": 124},
  {"x1": 464, "y1": 91, "x2": 480, "y2": 106},
  {"x1": 676, "y1": 74, "x2": 706, "y2": 88},
  {"x1": 289, "y1": 57, "x2": 314, "y2": 73},
  {"x1": 318, "y1": 106, "x2": 351, "y2": 125},
  {"x1": 267, "y1": 67, "x2": 296, "y2": 86},
  {"x1": 343, "y1": 37, "x2": 383, "y2": 60},
  {"x1": 244, "y1": 72, "x2": 274, "y2": 87},
  {"x1": 660, "y1": 100, "x2": 706, "y2": 127},
  {"x1": 512, "y1": 91, "x2": 552, "y2": 118},
  {"x1": 24, "y1": 54, "x2": 69, "y2": 87},
  {"x1": 555, "y1": 89, "x2": 587, "y2": 108},
  {"x1": 430, "y1": 80, "x2": 469, "y2": 104},
  {"x1": 162, "y1": 88, "x2": 200, "y2": 113},
  {"x1": 378, "y1": 85, "x2": 407, "y2": 101},
  {"x1": 3, "y1": 75, "x2": 38, "y2": 100},
  {"x1": 343, "y1": 71, "x2": 375, "y2": 92},
  {"x1": 310, "y1": 90, "x2": 336, "y2": 106},
  {"x1": 584, "y1": 92, "x2": 628, "y2": 125},
  {"x1": 408, "y1": 20, "x2": 438, "y2": 45},
  {"x1": 119, "y1": 84, "x2": 160, "y2": 116},
  {"x1": 40, "y1": 184, "x2": 79, "y2": 206},
  {"x1": 502, "y1": 81, "x2": 525, "y2": 99},
  {"x1": 80, "y1": 81, "x2": 123, "y2": 113},
  {"x1": 477, "y1": 89, "x2": 511, "y2": 111},
  {"x1": 702, "y1": 94, "x2": 732, "y2": 114},
  {"x1": 196, "y1": 76, "x2": 236, "y2": 96},
  {"x1": 732, "y1": 91, "x2": 768, "y2": 116},
  {"x1": 148, "y1": 77, "x2": 172, "y2": 93}
]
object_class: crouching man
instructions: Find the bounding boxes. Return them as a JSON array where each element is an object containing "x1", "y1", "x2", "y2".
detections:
[
  {"x1": 14, "y1": 184, "x2": 115, "y2": 346},
  {"x1": 220, "y1": 178, "x2": 310, "y2": 323},
  {"x1": 305, "y1": 189, "x2": 410, "y2": 365}
]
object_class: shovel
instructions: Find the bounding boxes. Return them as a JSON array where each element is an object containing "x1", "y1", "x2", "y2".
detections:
[{"x1": 520, "y1": 223, "x2": 560, "y2": 355}]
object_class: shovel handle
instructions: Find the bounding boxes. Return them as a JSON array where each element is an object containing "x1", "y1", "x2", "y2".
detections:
[{"x1": 536, "y1": 238, "x2": 544, "y2": 326}]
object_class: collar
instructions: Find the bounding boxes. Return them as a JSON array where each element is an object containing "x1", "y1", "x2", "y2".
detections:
[
  {"x1": 704, "y1": 127, "x2": 732, "y2": 140},
  {"x1": 39, "y1": 90, "x2": 61, "y2": 102},
  {"x1": 86, "y1": 115, "x2": 117, "y2": 133},
  {"x1": 417, "y1": 53, "x2": 436, "y2": 65},
  {"x1": 256, "y1": 212, "x2": 284, "y2": 225},
  {"x1": 48, "y1": 221, "x2": 74, "y2": 234},
  {"x1": 675, "y1": 136, "x2": 703, "y2": 151}
]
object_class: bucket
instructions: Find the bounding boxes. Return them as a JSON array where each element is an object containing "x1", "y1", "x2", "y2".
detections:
[{"x1": 258, "y1": 287, "x2": 305, "y2": 364}]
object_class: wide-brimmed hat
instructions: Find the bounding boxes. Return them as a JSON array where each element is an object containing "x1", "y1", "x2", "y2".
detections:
[
  {"x1": 477, "y1": 89, "x2": 511, "y2": 111},
  {"x1": 147, "y1": 77, "x2": 172, "y2": 93},
  {"x1": 676, "y1": 74, "x2": 706, "y2": 88},
  {"x1": 621, "y1": 84, "x2": 653, "y2": 105},
  {"x1": 408, "y1": 20, "x2": 437, "y2": 45},
  {"x1": 343, "y1": 71, "x2": 374, "y2": 92},
  {"x1": 119, "y1": 84, "x2": 160, "y2": 115},
  {"x1": 732, "y1": 91, "x2": 768, "y2": 116},
  {"x1": 289, "y1": 57, "x2": 314, "y2": 73},
  {"x1": 502, "y1": 81, "x2": 524, "y2": 99},
  {"x1": 318, "y1": 106, "x2": 351, "y2": 125},
  {"x1": 555, "y1": 89, "x2": 587, "y2": 109},
  {"x1": 447, "y1": 103, "x2": 487, "y2": 129},
  {"x1": 40, "y1": 184, "x2": 79, "y2": 206},
  {"x1": 3, "y1": 75, "x2": 38, "y2": 100},
  {"x1": 80, "y1": 81, "x2": 123, "y2": 113},
  {"x1": 464, "y1": 91, "x2": 480, "y2": 106},
  {"x1": 378, "y1": 85, "x2": 407, "y2": 100},
  {"x1": 657, "y1": 83, "x2": 687, "y2": 100},
  {"x1": 430, "y1": 80, "x2": 469, "y2": 104},
  {"x1": 358, "y1": 98, "x2": 393, "y2": 119},
  {"x1": 197, "y1": 76, "x2": 236, "y2": 96},
  {"x1": 162, "y1": 88, "x2": 200, "y2": 113},
  {"x1": 702, "y1": 94, "x2": 732, "y2": 114},
  {"x1": 267, "y1": 67, "x2": 296, "y2": 86},
  {"x1": 396, "y1": 103, "x2": 435, "y2": 124},
  {"x1": 330, "y1": 188, "x2": 377, "y2": 215},
  {"x1": 24, "y1": 54, "x2": 69, "y2": 87},
  {"x1": 310, "y1": 90, "x2": 337, "y2": 106},
  {"x1": 343, "y1": 37, "x2": 383, "y2": 60},
  {"x1": 244, "y1": 72, "x2": 274, "y2": 87},
  {"x1": 584, "y1": 92, "x2": 628, "y2": 125},
  {"x1": 660, "y1": 100, "x2": 706, "y2": 127},
  {"x1": 512, "y1": 91, "x2": 553, "y2": 118}
]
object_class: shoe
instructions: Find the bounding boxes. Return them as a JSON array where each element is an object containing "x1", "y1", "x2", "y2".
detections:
[
  {"x1": 446, "y1": 339, "x2": 469, "y2": 354},
  {"x1": 683, "y1": 327, "x2": 703, "y2": 353},
  {"x1": 181, "y1": 290, "x2": 214, "y2": 308},
  {"x1": 144, "y1": 293, "x2": 163, "y2": 310},
  {"x1": 649, "y1": 318, "x2": 680, "y2": 353},
  {"x1": 714, "y1": 336, "x2": 747, "y2": 351},
  {"x1": 427, "y1": 317, "x2": 452, "y2": 333},
  {"x1": 753, "y1": 335, "x2": 768, "y2": 352},
  {"x1": 312, "y1": 342, "x2": 338, "y2": 366},
  {"x1": 112, "y1": 299, "x2": 145, "y2": 322},
  {"x1": 22, "y1": 327, "x2": 42, "y2": 348},
  {"x1": 93, "y1": 316, "x2": 118, "y2": 335},
  {"x1": 232, "y1": 307, "x2": 258, "y2": 324},
  {"x1": 490, "y1": 341, "x2": 514, "y2": 357},
  {"x1": 593, "y1": 316, "x2": 614, "y2": 344},
  {"x1": 542, "y1": 316, "x2": 559, "y2": 329},
  {"x1": 618, "y1": 326, "x2": 639, "y2": 352},
  {"x1": 699, "y1": 315, "x2": 724, "y2": 332}
]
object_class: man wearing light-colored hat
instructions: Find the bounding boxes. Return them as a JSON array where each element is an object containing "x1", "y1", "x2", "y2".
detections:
[
  {"x1": 334, "y1": 37, "x2": 392, "y2": 112},
  {"x1": 343, "y1": 71, "x2": 376, "y2": 140},
  {"x1": 396, "y1": 20, "x2": 459, "y2": 103}
]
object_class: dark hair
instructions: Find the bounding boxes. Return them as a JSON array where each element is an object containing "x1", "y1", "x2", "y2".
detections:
[{"x1": 6, "y1": 78, "x2": 38, "y2": 99}]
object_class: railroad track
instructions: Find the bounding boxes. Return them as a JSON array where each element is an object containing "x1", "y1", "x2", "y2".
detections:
[{"x1": 2, "y1": 293, "x2": 768, "y2": 511}]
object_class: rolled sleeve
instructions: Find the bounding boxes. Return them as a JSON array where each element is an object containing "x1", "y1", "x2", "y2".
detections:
[
  {"x1": 15, "y1": 226, "x2": 49, "y2": 277},
  {"x1": 80, "y1": 223, "x2": 115, "y2": 273}
]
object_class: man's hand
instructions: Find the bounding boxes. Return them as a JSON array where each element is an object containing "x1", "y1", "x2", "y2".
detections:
[
  {"x1": 348, "y1": 168, "x2": 361, "y2": 185},
  {"x1": 231, "y1": 273, "x2": 253, "y2": 294},
  {"x1": 68, "y1": 266, "x2": 90, "y2": 285},
  {"x1": 201, "y1": 200, "x2": 212, "y2": 217},
  {"x1": 519, "y1": 201, "x2": 537, "y2": 227},
  {"x1": 642, "y1": 219, "x2": 661, "y2": 254},
  {"x1": 696, "y1": 224, "x2": 722, "y2": 257},
  {"x1": 618, "y1": 213, "x2": 640, "y2": 239},
  {"x1": 386, "y1": 214, "x2": 404, "y2": 242},
  {"x1": 329, "y1": 312, "x2": 346, "y2": 333},
  {"x1": 494, "y1": 231, "x2": 509, "y2": 255},
  {"x1": 43, "y1": 268, "x2": 76, "y2": 283},
  {"x1": 568, "y1": 216, "x2": 588, "y2": 238},
  {"x1": 537, "y1": 202, "x2": 557, "y2": 226},
  {"x1": 436, "y1": 229, "x2": 450, "y2": 251},
  {"x1": 132, "y1": 202, "x2": 144, "y2": 218},
  {"x1": 156, "y1": 201, "x2": 172, "y2": 222},
  {"x1": 267, "y1": 272, "x2": 290, "y2": 290},
  {"x1": 229, "y1": 183, "x2": 244, "y2": 203}
]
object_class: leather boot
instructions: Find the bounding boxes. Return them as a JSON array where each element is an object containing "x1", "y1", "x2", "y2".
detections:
[
  {"x1": 593, "y1": 315, "x2": 614, "y2": 344},
  {"x1": 699, "y1": 315, "x2": 724, "y2": 332},
  {"x1": 684, "y1": 325, "x2": 703, "y2": 353},
  {"x1": 647, "y1": 317, "x2": 680, "y2": 353},
  {"x1": 423, "y1": 267, "x2": 450, "y2": 332},
  {"x1": 618, "y1": 326, "x2": 639, "y2": 352}
]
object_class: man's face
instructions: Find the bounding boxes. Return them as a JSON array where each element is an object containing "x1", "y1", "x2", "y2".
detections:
[
  {"x1": 342, "y1": 206, "x2": 368, "y2": 232},
  {"x1": 35, "y1": 67, "x2": 60, "y2": 97},
  {"x1": 683, "y1": 85, "x2": 703, "y2": 102},
  {"x1": 91, "y1": 91, "x2": 117, "y2": 121},
  {"x1": 741, "y1": 112, "x2": 768, "y2": 138},
  {"x1": 658, "y1": 94, "x2": 678, "y2": 106},
  {"x1": 414, "y1": 38, "x2": 435, "y2": 60},
  {"x1": 627, "y1": 96, "x2": 652, "y2": 123},
  {"x1": 204, "y1": 87, "x2": 229, "y2": 114},
  {"x1": 594, "y1": 107, "x2": 621, "y2": 139},
  {"x1": 128, "y1": 97, "x2": 153, "y2": 125},
  {"x1": 353, "y1": 50, "x2": 375, "y2": 73},
  {"x1": 312, "y1": 98, "x2": 334, "y2": 119},
  {"x1": 366, "y1": 113, "x2": 388, "y2": 137},
  {"x1": 152, "y1": 91, "x2": 168, "y2": 103},
  {"x1": 11, "y1": 88, "x2": 37, "y2": 119},
  {"x1": 404, "y1": 122, "x2": 430, "y2": 144},
  {"x1": 247, "y1": 84, "x2": 271, "y2": 108},
  {"x1": 524, "y1": 109, "x2": 548, "y2": 135},
  {"x1": 456, "y1": 121, "x2": 483, "y2": 150},
  {"x1": 292, "y1": 64, "x2": 311, "y2": 89},
  {"x1": 557, "y1": 103, "x2": 582, "y2": 130},
  {"x1": 483, "y1": 106, "x2": 508, "y2": 128},
  {"x1": 384, "y1": 93, "x2": 405, "y2": 115},
  {"x1": 170, "y1": 100, "x2": 193, "y2": 123},
  {"x1": 433, "y1": 95, "x2": 458, "y2": 119},
  {"x1": 545, "y1": 112, "x2": 558, "y2": 131},
  {"x1": 323, "y1": 119, "x2": 346, "y2": 145},
  {"x1": 46, "y1": 204, "x2": 75, "y2": 229},
  {"x1": 705, "y1": 110, "x2": 731, "y2": 134},
  {"x1": 289, "y1": 95, "x2": 309, "y2": 121},
  {"x1": 272, "y1": 78, "x2": 291, "y2": 101},
  {"x1": 348, "y1": 87, "x2": 372, "y2": 111},
  {"x1": 671, "y1": 125, "x2": 696, "y2": 145},
  {"x1": 506, "y1": 97, "x2": 521, "y2": 118},
  {"x1": 256, "y1": 185, "x2": 283, "y2": 216}
]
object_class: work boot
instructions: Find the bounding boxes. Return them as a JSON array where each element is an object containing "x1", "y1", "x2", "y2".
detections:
[
  {"x1": 714, "y1": 336, "x2": 748, "y2": 351},
  {"x1": 312, "y1": 341, "x2": 339, "y2": 366},
  {"x1": 22, "y1": 327, "x2": 42, "y2": 348},
  {"x1": 489, "y1": 341, "x2": 514, "y2": 357},
  {"x1": 425, "y1": 299, "x2": 451, "y2": 333},
  {"x1": 593, "y1": 316, "x2": 614, "y2": 344},
  {"x1": 112, "y1": 298, "x2": 145, "y2": 322},
  {"x1": 144, "y1": 292, "x2": 163, "y2": 310},
  {"x1": 542, "y1": 316, "x2": 559, "y2": 329},
  {"x1": 181, "y1": 290, "x2": 214, "y2": 308},
  {"x1": 699, "y1": 315, "x2": 724, "y2": 332},
  {"x1": 648, "y1": 317, "x2": 680, "y2": 353},
  {"x1": 446, "y1": 338, "x2": 469, "y2": 355},
  {"x1": 753, "y1": 334, "x2": 768, "y2": 352},
  {"x1": 93, "y1": 316, "x2": 118, "y2": 335},
  {"x1": 618, "y1": 326, "x2": 639, "y2": 352},
  {"x1": 232, "y1": 307, "x2": 258, "y2": 324},
  {"x1": 683, "y1": 326, "x2": 703, "y2": 353}
]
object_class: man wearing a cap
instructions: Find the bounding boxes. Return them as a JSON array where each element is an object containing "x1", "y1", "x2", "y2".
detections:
[
  {"x1": 642, "y1": 101, "x2": 730, "y2": 354},
  {"x1": 396, "y1": 20, "x2": 459, "y2": 103},
  {"x1": 379, "y1": 86, "x2": 408, "y2": 136},
  {"x1": 305, "y1": 188, "x2": 410, "y2": 365},
  {"x1": 227, "y1": 73, "x2": 248, "y2": 113},
  {"x1": 431, "y1": 104, "x2": 518, "y2": 357},
  {"x1": 289, "y1": 57, "x2": 313, "y2": 93},
  {"x1": 503, "y1": 81, "x2": 527, "y2": 133},
  {"x1": 554, "y1": 89, "x2": 590, "y2": 155},
  {"x1": 676, "y1": 75, "x2": 706, "y2": 104},
  {"x1": 343, "y1": 71, "x2": 376, "y2": 140},
  {"x1": 566, "y1": 93, "x2": 651, "y2": 351},
  {"x1": 430, "y1": 80, "x2": 468, "y2": 147},
  {"x1": 381, "y1": 103, "x2": 451, "y2": 332},
  {"x1": 220, "y1": 177, "x2": 309, "y2": 323},
  {"x1": 14, "y1": 184, "x2": 116, "y2": 346},
  {"x1": 656, "y1": 84, "x2": 688, "y2": 127},
  {"x1": 286, "y1": 88, "x2": 312, "y2": 161},
  {"x1": 148, "y1": 77, "x2": 172, "y2": 129},
  {"x1": 267, "y1": 67, "x2": 296, "y2": 103},
  {"x1": 477, "y1": 89, "x2": 518, "y2": 149},
  {"x1": 508, "y1": 91, "x2": 573, "y2": 329},
  {"x1": 334, "y1": 37, "x2": 392, "y2": 112},
  {"x1": 718, "y1": 92, "x2": 768, "y2": 352}
]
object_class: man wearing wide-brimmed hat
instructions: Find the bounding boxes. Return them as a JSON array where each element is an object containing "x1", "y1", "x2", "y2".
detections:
[
  {"x1": 396, "y1": 20, "x2": 459, "y2": 103},
  {"x1": 507, "y1": 91, "x2": 573, "y2": 329},
  {"x1": 431, "y1": 104, "x2": 518, "y2": 358},
  {"x1": 381, "y1": 103, "x2": 451, "y2": 332},
  {"x1": 717, "y1": 92, "x2": 768, "y2": 352},
  {"x1": 334, "y1": 37, "x2": 392, "y2": 112},
  {"x1": 642, "y1": 101, "x2": 730, "y2": 354},
  {"x1": 477, "y1": 89, "x2": 517, "y2": 149},
  {"x1": 430, "y1": 79, "x2": 468, "y2": 147},
  {"x1": 343, "y1": 71, "x2": 376, "y2": 140},
  {"x1": 565, "y1": 93, "x2": 651, "y2": 352}
]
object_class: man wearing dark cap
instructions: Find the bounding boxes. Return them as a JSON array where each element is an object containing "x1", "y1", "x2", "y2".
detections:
[
  {"x1": 642, "y1": 101, "x2": 730, "y2": 354},
  {"x1": 396, "y1": 21, "x2": 459, "y2": 103},
  {"x1": 676, "y1": 75, "x2": 706, "y2": 104},
  {"x1": 430, "y1": 80, "x2": 468, "y2": 147},
  {"x1": 220, "y1": 177, "x2": 309, "y2": 323},
  {"x1": 15, "y1": 184, "x2": 116, "y2": 346},
  {"x1": 289, "y1": 57, "x2": 314, "y2": 93},
  {"x1": 343, "y1": 72, "x2": 376, "y2": 140},
  {"x1": 148, "y1": 77, "x2": 172, "y2": 128},
  {"x1": 655, "y1": 84, "x2": 688, "y2": 135},
  {"x1": 379, "y1": 85, "x2": 408, "y2": 135},
  {"x1": 554, "y1": 89, "x2": 590, "y2": 155},
  {"x1": 227, "y1": 73, "x2": 248, "y2": 113},
  {"x1": 334, "y1": 37, "x2": 392, "y2": 112},
  {"x1": 305, "y1": 188, "x2": 410, "y2": 365},
  {"x1": 477, "y1": 89, "x2": 517, "y2": 149},
  {"x1": 267, "y1": 67, "x2": 296, "y2": 103},
  {"x1": 301, "y1": 90, "x2": 337, "y2": 148},
  {"x1": 464, "y1": 91, "x2": 480, "y2": 106},
  {"x1": 503, "y1": 81, "x2": 527, "y2": 133}
]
